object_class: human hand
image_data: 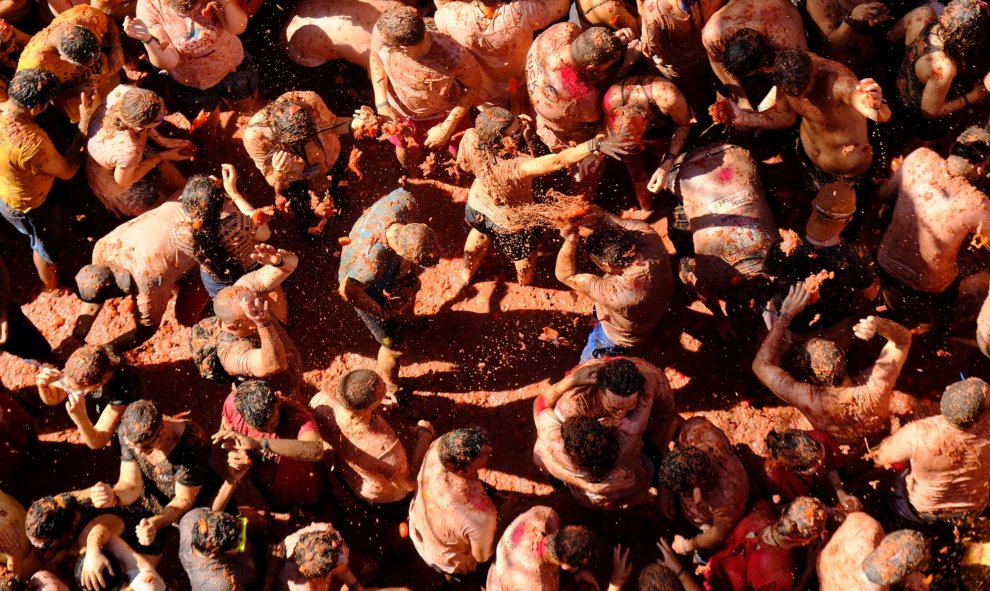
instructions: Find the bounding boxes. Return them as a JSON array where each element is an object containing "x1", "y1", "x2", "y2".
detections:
[
  {"x1": 136, "y1": 518, "x2": 156, "y2": 546},
  {"x1": 90, "y1": 482, "x2": 116, "y2": 508},
  {"x1": 160, "y1": 146, "x2": 191, "y2": 162},
  {"x1": 201, "y1": 0, "x2": 221, "y2": 17},
  {"x1": 0, "y1": 316, "x2": 6, "y2": 346},
  {"x1": 226, "y1": 448, "x2": 252, "y2": 479},
  {"x1": 250, "y1": 243, "x2": 288, "y2": 267},
  {"x1": 671, "y1": 535, "x2": 694, "y2": 555},
  {"x1": 836, "y1": 490, "x2": 864, "y2": 513},
  {"x1": 849, "y1": 2, "x2": 889, "y2": 25},
  {"x1": 779, "y1": 283, "x2": 812, "y2": 318},
  {"x1": 569, "y1": 361, "x2": 602, "y2": 386},
  {"x1": 596, "y1": 134, "x2": 633, "y2": 160},
  {"x1": 65, "y1": 391, "x2": 87, "y2": 419},
  {"x1": 78, "y1": 84, "x2": 99, "y2": 130},
  {"x1": 614, "y1": 27, "x2": 636, "y2": 45},
  {"x1": 240, "y1": 296, "x2": 270, "y2": 325},
  {"x1": 416, "y1": 419, "x2": 436, "y2": 439},
  {"x1": 423, "y1": 122, "x2": 451, "y2": 149},
  {"x1": 220, "y1": 163, "x2": 239, "y2": 196},
  {"x1": 609, "y1": 545, "x2": 632, "y2": 589},
  {"x1": 80, "y1": 549, "x2": 113, "y2": 591},
  {"x1": 36, "y1": 367, "x2": 61, "y2": 388},
  {"x1": 657, "y1": 538, "x2": 683, "y2": 571},
  {"x1": 709, "y1": 99, "x2": 741, "y2": 125},
  {"x1": 856, "y1": 78, "x2": 884, "y2": 110},
  {"x1": 647, "y1": 160, "x2": 673, "y2": 193},
  {"x1": 853, "y1": 316, "x2": 878, "y2": 341},
  {"x1": 122, "y1": 16, "x2": 151, "y2": 42},
  {"x1": 218, "y1": 430, "x2": 261, "y2": 451},
  {"x1": 271, "y1": 150, "x2": 303, "y2": 177}
]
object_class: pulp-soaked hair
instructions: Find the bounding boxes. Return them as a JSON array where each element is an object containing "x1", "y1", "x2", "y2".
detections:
[
  {"x1": 571, "y1": 27, "x2": 623, "y2": 69},
  {"x1": 119, "y1": 399, "x2": 163, "y2": 446},
  {"x1": 377, "y1": 6, "x2": 426, "y2": 47},
  {"x1": 167, "y1": 0, "x2": 198, "y2": 13},
  {"x1": 940, "y1": 378, "x2": 988, "y2": 429},
  {"x1": 74, "y1": 552, "x2": 126, "y2": 591},
  {"x1": 596, "y1": 358, "x2": 645, "y2": 397},
  {"x1": 658, "y1": 446, "x2": 711, "y2": 492},
  {"x1": 234, "y1": 380, "x2": 279, "y2": 430},
  {"x1": 475, "y1": 107, "x2": 516, "y2": 156},
  {"x1": 105, "y1": 88, "x2": 162, "y2": 133},
  {"x1": 950, "y1": 126, "x2": 990, "y2": 164},
  {"x1": 63, "y1": 344, "x2": 123, "y2": 387},
  {"x1": 561, "y1": 417, "x2": 620, "y2": 482},
  {"x1": 607, "y1": 103, "x2": 649, "y2": 142},
  {"x1": 638, "y1": 563, "x2": 681, "y2": 591},
  {"x1": 775, "y1": 496, "x2": 827, "y2": 542},
  {"x1": 25, "y1": 494, "x2": 79, "y2": 543},
  {"x1": 545, "y1": 525, "x2": 597, "y2": 569},
  {"x1": 8, "y1": 68, "x2": 59, "y2": 109},
  {"x1": 293, "y1": 529, "x2": 347, "y2": 578},
  {"x1": 773, "y1": 49, "x2": 813, "y2": 97},
  {"x1": 863, "y1": 530, "x2": 929, "y2": 585},
  {"x1": 191, "y1": 511, "x2": 242, "y2": 555},
  {"x1": 336, "y1": 369, "x2": 384, "y2": 411},
  {"x1": 725, "y1": 274, "x2": 774, "y2": 320},
  {"x1": 181, "y1": 175, "x2": 241, "y2": 282},
  {"x1": 56, "y1": 25, "x2": 100, "y2": 66},
  {"x1": 75, "y1": 264, "x2": 126, "y2": 303},
  {"x1": 270, "y1": 98, "x2": 316, "y2": 146},
  {"x1": 786, "y1": 338, "x2": 846, "y2": 387},
  {"x1": 723, "y1": 28, "x2": 766, "y2": 77},
  {"x1": 0, "y1": 565, "x2": 27, "y2": 591},
  {"x1": 395, "y1": 223, "x2": 439, "y2": 268},
  {"x1": 585, "y1": 225, "x2": 636, "y2": 269},
  {"x1": 937, "y1": 0, "x2": 989, "y2": 66},
  {"x1": 437, "y1": 427, "x2": 489, "y2": 472},
  {"x1": 765, "y1": 429, "x2": 821, "y2": 472}
]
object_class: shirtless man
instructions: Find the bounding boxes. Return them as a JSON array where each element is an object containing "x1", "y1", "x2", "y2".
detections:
[
  {"x1": 701, "y1": 0, "x2": 807, "y2": 109},
  {"x1": 407, "y1": 427, "x2": 497, "y2": 577},
  {"x1": 603, "y1": 75, "x2": 692, "y2": 211},
  {"x1": 714, "y1": 50, "x2": 890, "y2": 188},
  {"x1": 818, "y1": 514, "x2": 929, "y2": 591},
  {"x1": 660, "y1": 417, "x2": 749, "y2": 554},
  {"x1": 877, "y1": 127, "x2": 990, "y2": 329},
  {"x1": 369, "y1": 6, "x2": 483, "y2": 171},
  {"x1": 281, "y1": 0, "x2": 401, "y2": 71},
  {"x1": 434, "y1": 0, "x2": 569, "y2": 105},
  {"x1": 873, "y1": 378, "x2": 990, "y2": 523},
  {"x1": 309, "y1": 369, "x2": 434, "y2": 504},
  {"x1": 753, "y1": 284, "x2": 912, "y2": 446},
  {"x1": 805, "y1": 0, "x2": 891, "y2": 74},
  {"x1": 526, "y1": 24, "x2": 636, "y2": 197}
]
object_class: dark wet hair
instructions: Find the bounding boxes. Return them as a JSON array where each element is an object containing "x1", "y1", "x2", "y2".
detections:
[
  {"x1": 74, "y1": 552, "x2": 126, "y2": 591},
  {"x1": 119, "y1": 399, "x2": 163, "y2": 446},
  {"x1": 395, "y1": 223, "x2": 439, "y2": 268},
  {"x1": 105, "y1": 88, "x2": 163, "y2": 133},
  {"x1": 475, "y1": 107, "x2": 517, "y2": 155},
  {"x1": 75, "y1": 264, "x2": 128, "y2": 303},
  {"x1": 25, "y1": 494, "x2": 79, "y2": 544},
  {"x1": 546, "y1": 525, "x2": 597, "y2": 569},
  {"x1": 63, "y1": 344, "x2": 122, "y2": 387},
  {"x1": 723, "y1": 29, "x2": 766, "y2": 77},
  {"x1": 766, "y1": 429, "x2": 822, "y2": 472},
  {"x1": 585, "y1": 226, "x2": 636, "y2": 269},
  {"x1": 167, "y1": 0, "x2": 198, "y2": 13},
  {"x1": 336, "y1": 369, "x2": 384, "y2": 411},
  {"x1": 596, "y1": 358, "x2": 645, "y2": 397},
  {"x1": 937, "y1": 0, "x2": 989, "y2": 66},
  {"x1": 293, "y1": 529, "x2": 347, "y2": 578},
  {"x1": 181, "y1": 175, "x2": 241, "y2": 282},
  {"x1": 724, "y1": 274, "x2": 774, "y2": 320},
  {"x1": 787, "y1": 338, "x2": 846, "y2": 387},
  {"x1": 950, "y1": 126, "x2": 990, "y2": 164},
  {"x1": 8, "y1": 68, "x2": 59, "y2": 109},
  {"x1": 941, "y1": 378, "x2": 988, "y2": 429},
  {"x1": 270, "y1": 98, "x2": 316, "y2": 146},
  {"x1": 438, "y1": 427, "x2": 489, "y2": 472},
  {"x1": 774, "y1": 496, "x2": 827, "y2": 543},
  {"x1": 191, "y1": 511, "x2": 242, "y2": 555},
  {"x1": 0, "y1": 565, "x2": 28, "y2": 591},
  {"x1": 377, "y1": 6, "x2": 425, "y2": 47},
  {"x1": 638, "y1": 563, "x2": 681, "y2": 591},
  {"x1": 561, "y1": 416, "x2": 620, "y2": 482},
  {"x1": 863, "y1": 530, "x2": 929, "y2": 585},
  {"x1": 658, "y1": 446, "x2": 711, "y2": 492},
  {"x1": 235, "y1": 380, "x2": 279, "y2": 430},
  {"x1": 56, "y1": 25, "x2": 100, "y2": 66},
  {"x1": 773, "y1": 49, "x2": 813, "y2": 97},
  {"x1": 571, "y1": 27, "x2": 622, "y2": 69}
]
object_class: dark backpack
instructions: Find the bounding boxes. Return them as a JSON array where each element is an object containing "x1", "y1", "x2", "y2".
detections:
[{"x1": 189, "y1": 316, "x2": 238, "y2": 383}]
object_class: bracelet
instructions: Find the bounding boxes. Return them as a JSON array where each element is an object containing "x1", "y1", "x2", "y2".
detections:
[
  {"x1": 273, "y1": 254, "x2": 285, "y2": 268},
  {"x1": 662, "y1": 151, "x2": 676, "y2": 163},
  {"x1": 375, "y1": 101, "x2": 388, "y2": 109},
  {"x1": 587, "y1": 137, "x2": 602, "y2": 153},
  {"x1": 843, "y1": 13, "x2": 859, "y2": 26},
  {"x1": 257, "y1": 320, "x2": 273, "y2": 328},
  {"x1": 675, "y1": 567, "x2": 686, "y2": 577},
  {"x1": 777, "y1": 310, "x2": 792, "y2": 320}
]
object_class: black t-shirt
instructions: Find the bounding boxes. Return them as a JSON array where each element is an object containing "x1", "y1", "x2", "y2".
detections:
[
  {"x1": 764, "y1": 240, "x2": 875, "y2": 333},
  {"x1": 119, "y1": 420, "x2": 211, "y2": 514},
  {"x1": 89, "y1": 365, "x2": 145, "y2": 414}
]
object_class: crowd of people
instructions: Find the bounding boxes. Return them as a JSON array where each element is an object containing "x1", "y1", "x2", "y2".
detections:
[{"x1": 1, "y1": 0, "x2": 990, "y2": 587}]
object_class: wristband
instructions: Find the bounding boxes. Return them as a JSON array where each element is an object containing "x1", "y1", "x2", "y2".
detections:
[
  {"x1": 375, "y1": 101, "x2": 388, "y2": 109},
  {"x1": 272, "y1": 254, "x2": 284, "y2": 268},
  {"x1": 777, "y1": 310, "x2": 792, "y2": 320},
  {"x1": 662, "y1": 151, "x2": 676, "y2": 163},
  {"x1": 257, "y1": 320, "x2": 272, "y2": 328},
  {"x1": 675, "y1": 567, "x2": 686, "y2": 577},
  {"x1": 843, "y1": 13, "x2": 859, "y2": 26},
  {"x1": 587, "y1": 137, "x2": 602, "y2": 153}
]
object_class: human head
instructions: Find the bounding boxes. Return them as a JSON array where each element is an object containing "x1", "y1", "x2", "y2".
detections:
[
  {"x1": 658, "y1": 446, "x2": 711, "y2": 492},
  {"x1": 862, "y1": 530, "x2": 929, "y2": 585},
  {"x1": 772, "y1": 49, "x2": 814, "y2": 97},
  {"x1": 191, "y1": 511, "x2": 243, "y2": 556},
  {"x1": 271, "y1": 97, "x2": 316, "y2": 146},
  {"x1": 724, "y1": 274, "x2": 775, "y2": 320},
  {"x1": 940, "y1": 378, "x2": 989, "y2": 429},
  {"x1": 234, "y1": 380, "x2": 280, "y2": 431},
  {"x1": 107, "y1": 88, "x2": 165, "y2": 132},
  {"x1": 765, "y1": 429, "x2": 823, "y2": 472},
  {"x1": 763, "y1": 496, "x2": 827, "y2": 548},
  {"x1": 561, "y1": 416, "x2": 620, "y2": 482},
  {"x1": 806, "y1": 182, "x2": 856, "y2": 242},
  {"x1": 119, "y1": 399, "x2": 164, "y2": 451},
  {"x1": 181, "y1": 175, "x2": 225, "y2": 222},
  {"x1": 62, "y1": 345, "x2": 120, "y2": 390},
  {"x1": 74, "y1": 552, "x2": 126, "y2": 591},
  {"x1": 293, "y1": 529, "x2": 348, "y2": 579},
  {"x1": 937, "y1": 0, "x2": 989, "y2": 64},
  {"x1": 0, "y1": 565, "x2": 27, "y2": 591},
  {"x1": 336, "y1": 369, "x2": 386, "y2": 412},
  {"x1": 437, "y1": 427, "x2": 490, "y2": 473},
  {"x1": 787, "y1": 338, "x2": 846, "y2": 387},
  {"x1": 25, "y1": 495, "x2": 80, "y2": 550},
  {"x1": 376, "y1": 6, "x2": 426, "y2": 48},
  {"x1": 167, "y1": 0, "x2": 198, "y2": 14},
  {"x1": 949, "y1": 126, "x2": 990, "y2": 171},
  {"x1": 55, "y1": 25, "x2": 100, "y2": 66},
  {"x1": 214, "y1": 286, "x2": 253, "y2": 329},
  {"x1": 545, "y1": 525, "x2": 597, "y2": 570},
  {"x1": 75, "y1": 264, "x2": 132, "y2": 303},
  {"x1": 723, "y1": 29, "x2": 767, "y2": 77},
  {"x1": 391, "y1": 223, "x2": 439, "y2": 268},
  {"x1": 571, "y1": 27, "x2": 623, "y2": 70},
  {"x1": 637, "y1": 563, "x2": 681, "y2": 591},
  {"x1": 475, "y1": 107, "x2": 518, "y2": 155},
  {"x1": 606, "y1": 104, "x2": 650, "y2": 144},
  {"x1": 584, "y1": 226, "x2": 636, "y2": 273},
  {"x1": 8, "y1": 68, "x2": 59, "y2": 112},
  {"x1": 596, "y1": 358, "x2": 644, "y2": 417}
]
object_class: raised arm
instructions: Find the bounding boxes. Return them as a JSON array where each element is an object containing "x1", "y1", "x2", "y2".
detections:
[
  {"x1": 554, "y1": 226, "x2": 599, "y2": 297},
  {"x1": 236, "y1": 245, "x2": 299, "y2": 294},
  {"x1": 518, "y1": 135, "x2": 629, "y2": 178},
  {"x1": 535, "y1": 362, "x2": 602, "y2": 413},
  {"x1": 853, "y1": 316, "x2": 911, "y2": 389},
  {"x1": 215, "y1": 0, "x2": 248, "y2": 35},
  {"x1": 752, "y1": 284, "x2": 815, "y2": 407},
  {"x1": 123, "y1": 16, "x2": 180, "y2": 71},
  {"x1": 67, "y1": 398, "x2": 125, "y2": 449},
  {"x1": 840, "y1": 75, "x2": 891, "y2": 122},
  {"x1": 220, "y1": 297, "x2": 289, "y2": 378}
]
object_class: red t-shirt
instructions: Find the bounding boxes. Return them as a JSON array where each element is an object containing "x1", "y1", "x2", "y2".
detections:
[
  {"x1": 764, "y1": 430, "x2": 843, "y2": 502},
  {"x1": 706, "y1": 501, "x2": 796, "y2": 591},
  {"x1": 222, "y1": 394, "x2": 325, "y2": 508}
]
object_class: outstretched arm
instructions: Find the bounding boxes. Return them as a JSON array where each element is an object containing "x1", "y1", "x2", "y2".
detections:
[{"x1": 752, "y1": 284, "x2": 815, "y2": 407}]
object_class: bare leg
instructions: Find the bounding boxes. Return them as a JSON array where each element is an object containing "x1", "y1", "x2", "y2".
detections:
[
  {"x1": 378, "y1": 345, "x2": 403, "y2": 393},
  {"x1": 462, "y1": 229, "x2": 490, "y2": 285},
  {"x1": 33, "y1": 251, "x2": 58, "y2": 291},
  {"x1": 513, "y1": 253, "x2": 537, "y2": 286}
]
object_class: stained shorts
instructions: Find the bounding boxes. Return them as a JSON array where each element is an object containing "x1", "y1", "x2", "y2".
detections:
[
  {"x1": 0, "y1": 198, "x2": 56, "y2": 263},
  {"x1": 580, "y1": 312, "x2": 629, "y2": 362},
  {"x1": 356, "y1": 308, "x2": 404, "y2": 349},
  {"x1": 464, "y1": 204, "x2": 536, "y2": 262},
  {"x1": 171, "y1": 53, "x2": 260, "y2": 116}
]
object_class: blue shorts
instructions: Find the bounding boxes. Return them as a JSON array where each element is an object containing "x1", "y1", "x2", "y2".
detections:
[
  {"x1": 171, "y1": 53, "x2": 259, "y2": 116},
  {"x1": 200, "y1": 268, "x2": 235, "y2": 299},
  {"x1": 580, "y1": 315, "x2": 629, "y2": 362},
  {"x1": 0, "y1": 199, "x2": 56, "y2": 263},
  {"x1": 356, "y1": 308, "x2": 404, "y2": 349}
]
